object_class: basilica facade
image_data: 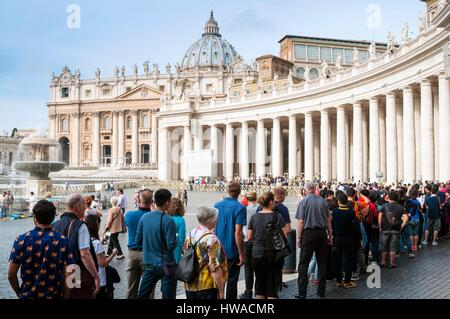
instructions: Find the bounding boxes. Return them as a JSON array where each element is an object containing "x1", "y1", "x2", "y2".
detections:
[{"x1": 48, "y1": 1, "x2": 450, "y2": 183}]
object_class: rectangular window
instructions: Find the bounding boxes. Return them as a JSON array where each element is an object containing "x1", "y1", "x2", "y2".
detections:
[
  {"x1": 332, "y1": 48, "x2": 344, "y2": 62},
  {"x1": 126, "y1": 135, "x2": 132, "y2": 140},
  {"x1": 85, "y1": 89, "x2": 91, "y2": 97},
  {"x1": 344, "y1": 49, "x2": 354, "y2": 64},
  {"x1": 159, "y1": 85, "x2": 165, "y2": 92},
  {"x1": 234, "y1": 79, "x2": 242, "y2": 85},
  {"x1": 320, "y1": 47, "x2": 332, "y2": 62},
  {"x1": 104, "y1": 136, "x2": 110, "y2": 140},
  {"x1": 61, "y1": 87, "x2": 69, "y2": 98},
  {"x1": 102, "y1": 88, "x2": 111, "y2": 95},
  {"x1": 307, "y1": 46, "x2": 319, "y2": 61},
  {"x1": 126, "y1": 87, "x2": 132, "y2": 92},
  {"x1": 359, "y1": 50, "x2": 369, "y2": 63},
  {"x1": 294, "y1": 44, "x2": 307, "y2": 60}
]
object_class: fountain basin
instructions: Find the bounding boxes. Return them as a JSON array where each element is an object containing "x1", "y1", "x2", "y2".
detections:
[{"x1": 14, "y1": 161, "x2": 66, "y2": 180}]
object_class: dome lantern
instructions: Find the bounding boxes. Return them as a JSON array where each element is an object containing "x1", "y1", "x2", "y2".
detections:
[{"x1": 203, "y1": 10, "x2": 220, "y2": 36}]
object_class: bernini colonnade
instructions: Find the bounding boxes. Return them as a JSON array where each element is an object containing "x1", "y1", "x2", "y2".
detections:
[{"x1": 158, "y1": 22, "x2": 450, "y2": 183}]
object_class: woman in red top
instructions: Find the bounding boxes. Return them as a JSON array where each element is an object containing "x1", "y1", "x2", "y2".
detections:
[{"x1": 368, "y1": 192, "x2": 380, "y2": 264}]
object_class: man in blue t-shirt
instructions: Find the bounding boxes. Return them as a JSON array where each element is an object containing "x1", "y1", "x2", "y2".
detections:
[
  {"x1": 124, "y1": 189, "x2": 153, "y2": 299},
  {"x1": 423, "y1": 186, "x2": 441, "y2": 246},
  {"x1": 406, "y1": 191, "x2": 421, "y2": 251},
  {"x1": 214, "y1": 182, "x2": 246, "y2": 300}
]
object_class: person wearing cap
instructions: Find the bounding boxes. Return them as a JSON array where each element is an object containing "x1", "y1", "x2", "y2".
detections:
[{"x1": 240, "y1": 191, "x2": 258, "y2": 299}]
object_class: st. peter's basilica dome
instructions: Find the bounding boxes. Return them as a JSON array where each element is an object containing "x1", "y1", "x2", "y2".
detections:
[{"x1": 180, "y1": 11, "x2": 239, "y2": 71}]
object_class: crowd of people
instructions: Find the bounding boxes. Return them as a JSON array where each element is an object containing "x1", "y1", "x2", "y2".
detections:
[{"x1": 5, "y1": 179, "x2": 450, "y2": 300}]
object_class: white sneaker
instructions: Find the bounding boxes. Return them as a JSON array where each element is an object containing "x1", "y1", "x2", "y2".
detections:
[
  {"x1": 421, "y1": 240, "x2": 428, "y2": 245},
  {"x1": 432, "y1": 241, "x2": 438, "y2": 246}
]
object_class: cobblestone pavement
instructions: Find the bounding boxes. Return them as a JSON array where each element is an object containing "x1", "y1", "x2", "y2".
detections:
[{"x1": 1, "y1": 189, "x2": 450, "y2": 299}]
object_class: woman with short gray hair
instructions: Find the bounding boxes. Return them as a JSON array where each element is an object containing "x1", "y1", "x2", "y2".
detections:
[
  {"x1": 102, "y1": 196, "x2": 124, "y2": 260},
  {"x1": 183, "y1": 206, "x2": 227, "y2": 299}
]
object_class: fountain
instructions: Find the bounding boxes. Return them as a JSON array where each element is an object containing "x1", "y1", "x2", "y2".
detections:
[{"x1": 14, "y1": 132, "x2": 66, "y2": 197}]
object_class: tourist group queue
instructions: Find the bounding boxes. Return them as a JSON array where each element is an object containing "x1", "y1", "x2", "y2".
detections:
[{"x1": 6, "y1": 181, "x2": 450, "y2": 299}]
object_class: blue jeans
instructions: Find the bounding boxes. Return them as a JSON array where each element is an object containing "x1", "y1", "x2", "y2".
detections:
[
  {"x1": 0, "y1": 206, "x2": 5, "y2": 218},
  {"x1": 307, "y1": 253, "x2": 319, "y2": 280},
  {"x1": 399, "y1": 226, "x2": 413, "y2": 254},
  {"x1": 137, "y1": 265, "x2": 177, "y2": 299}
]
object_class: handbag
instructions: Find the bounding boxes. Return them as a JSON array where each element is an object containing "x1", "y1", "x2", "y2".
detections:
[
  {"x1": 105, "y1": 265, "x2": 121, "y2": 284},
  {"x1": 266, "y1": 213, "x2": 291, "y2": 262},
  {"x1": 160, "y1": 213, "x2": 177, "y2": 277},
  {"x1": 175, "y1": 232, "x2": 211, "y2": 283}
]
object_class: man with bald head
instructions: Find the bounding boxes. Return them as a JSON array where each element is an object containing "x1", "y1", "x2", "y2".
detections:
[
  {"x1": 53, "y1": 193, "x2": 100, "y2": 299},
  {"x1": 295, "y1": 182, "x2": 333, "y2": 299},
  {"x1": 124, "y1": 189, "x2": 154, "y2": 299}
]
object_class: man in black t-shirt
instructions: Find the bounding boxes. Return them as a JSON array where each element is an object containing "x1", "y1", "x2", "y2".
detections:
[{"x1": 378, "y1": 191, "x2": 409, "y2": 268}]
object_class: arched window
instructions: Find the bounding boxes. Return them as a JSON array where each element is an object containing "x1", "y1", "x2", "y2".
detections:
[
  {"x1": 85, "y1": 118, "x2": 91, "y2": 131},
  {"x1": 60, "y1": 117, "x2": 68, "y2": 132},
  {"x1": 126, "y1": 116, "x2": 132, "y2": 129},
  {"x1": 309, "y1": 68, "x2": 319, "y2": 80},
  {"x1": 296, "y1": 67, "x2": 305, "y2": 79},
  {"x1": 103, "y1": 115, "x2": 111, "y2": 130},
  {"x1": 142, "y1": 114, "x2": 149, "y2": 128}
]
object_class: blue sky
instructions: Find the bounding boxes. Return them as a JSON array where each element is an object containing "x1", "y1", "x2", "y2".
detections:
[{"x1": 0, "y1": 0, "x2": 424, "y2": 134}]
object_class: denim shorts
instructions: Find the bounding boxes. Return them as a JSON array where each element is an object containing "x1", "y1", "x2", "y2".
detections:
[
  {"x1": 409, "y1": 220, "x2": 420, "y2": 236},
  {"x1": 380, "y1": 231, "x2": 400, "y2": 252}
]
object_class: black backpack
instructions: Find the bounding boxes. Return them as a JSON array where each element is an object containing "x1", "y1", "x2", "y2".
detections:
[
  {"x1": 175, "y1": 232, "x2": 211, "y2": 283},
  {"x1": 264, "y1": 213, "x2": 291, "y2": 263}
]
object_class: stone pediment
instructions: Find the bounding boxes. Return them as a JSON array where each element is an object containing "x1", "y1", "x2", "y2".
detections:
[{"x1": 117, "y1": 84, "x2": 162, "y2": 100}]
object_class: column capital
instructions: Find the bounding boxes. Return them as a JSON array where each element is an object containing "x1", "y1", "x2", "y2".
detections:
[
  {"x1": 288, "y1": 115, "x2": 297, "y2": 120},
  {"x1": 336, "y1": 105, "x2": 345, "y2": 112},
  {"x1": 49, "y1": 113, "x2": 57, "y2": 120},
  {"x1": 369, "y1": 97, "x2": 379, "y2": 103},
  {"x1": 385, "y1": 92, "x2": 396, "y2": 98},
  {"x1": 320, "y1": 109, "x2": 329, "y2": 115},
  {"x1": 420, "y1": 78, "x2": 432, "y2": 86},
  {"x1": 438, "y1": 70, "x2": 447, "y2": 79},
  {"x1": 403, "y1": 85, "x2": 413, "y2": 93},
  {"x1": 272, "y1": 117, "x2": 280, "y2": 122},
  {"x1": 131, "y1": 110, "x2": 139, "y2": 116},
  {"x1": 352, "y1": 101, "x2": 362, "y2": 108},
  {"x1": 72, "y1": 112, "x2": 81, "y2": 119},
  {"x1": 304, "y1": 112, "x2": 313, "y2": 118}
]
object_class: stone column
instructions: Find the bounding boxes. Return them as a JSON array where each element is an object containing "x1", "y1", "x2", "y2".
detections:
[
  {"x1": 336, "y1": 106, "x2": 346, "y2": 181},
  {"x1": 151, "y1": 111, "x2": 158, "y2": 164},
  {"x1": 304, "y1": 113, "x2": 314, "y2": 181},
  {"x1": 131, "y1": 110, "x2": 139, "y2": 165},
  {"x1": 353, "y1": 103, "x2": 363, "y2": 182},
  {"x1": 71, "y1": 112, "x2": 80, "y2": 167},
  {"x1": 385, "y1": 92, "x2": 398, "y2": 183},
  {"x1": 403, "y1": 86, "x2": 416, "y2": 183},
  {"x1": 210, "y1": 125, "x2": 219, "y2": 177},
  {"x1": 379, "y1": 107, "x2": 386, "y2": 180},
  {"x1": 112, "y1": 111, "x2": 118, "y2": 166},
  {"x1": 396, "y1": 100, "x2": 404, "y2": 181},
  {"x1": 225, "y1": 124, "x2": 234, "y2": 180},
  {"x1": 256, "y1": 120, "x2": 266, "y2": 178},
  {"x1": 362, "y1": 110, "x2": 369, "y2": 181},
  {"x1": 48, "y1": 114, "x2": 56, "y2": 140},
  {"x1": 320, "y1": 110, "x2": 330, "y2": 181},
  {"x1": 420, "y1": 79, "x2": 435, "y2": 181},
  {"x1": 313, "y1": 122, "x2": 321, "y2": 176},
  {"x1": 117, "y1": 111, "x2": 125, "y2": 167},
  {"x1": 183, "y1": 125, "x2": 192, "y2": 181},
  {"x1": 433, "y1": 87, "x2": 440, "y2": 180},
  {"x1": 241, "y1": 122, "x2": 249, "y2": 179},
  {"x1": 288, "y1": 116, "x2": 298, "y2": 178},
  {"x1": 272, "y1": 118, "x2": 281, "y2": 177},
  {"x1": 92, "y1": 112, "x2": 100, "y2": 166},
  {"x1": 193, "y1": 124, "x2": 203, "y2": 151},
  {"x1": 439, "y1": 72, "x2": 450, "y2": 181},
  {"x1": 158, "y1": 127, "x2": 169, "y2": 181},
  {"x1": 414, "y1": 92, "x2": 422, "y2": 180},
  {"x1": 369, "y1": 98, "x2": 380, "y2": 182}
]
